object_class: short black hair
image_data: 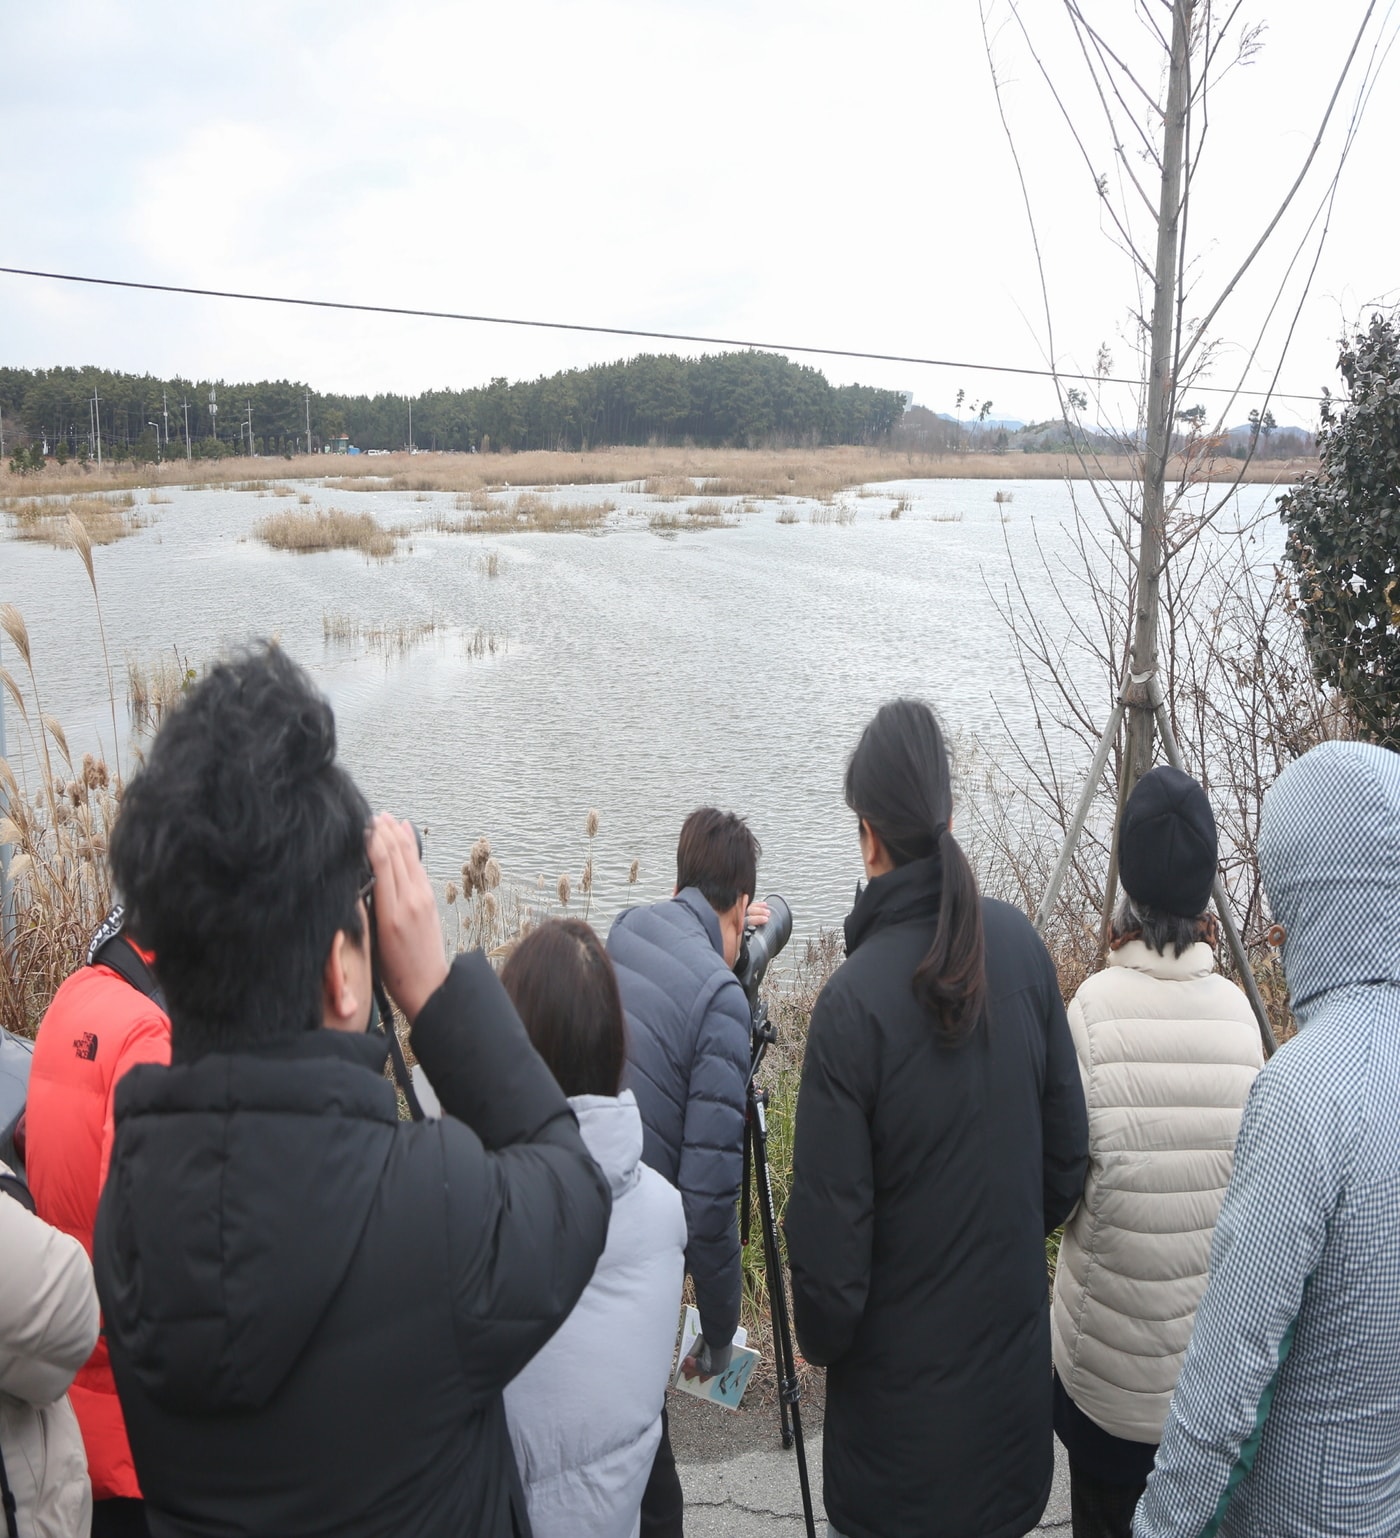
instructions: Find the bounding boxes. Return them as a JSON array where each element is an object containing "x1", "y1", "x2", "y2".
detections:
[
  {"x1": 675, "y1": 808, "x2": 759, "y2": 913},
  {"x1": 501, "y1": 919, "x2": 625, "y2": 1098},
  {"x1": 109, "y1": 644, "x2": 370, "y2": 1060}
]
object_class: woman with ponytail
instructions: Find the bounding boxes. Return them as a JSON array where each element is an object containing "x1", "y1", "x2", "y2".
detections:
[{"x1": 785, "y1": 699, "x2": 1088, "y2": 1538}]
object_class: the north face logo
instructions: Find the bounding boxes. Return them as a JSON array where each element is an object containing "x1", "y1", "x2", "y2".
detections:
[{"x1": 73, "y1": 1033, "x2": 99, "y2": 1061}]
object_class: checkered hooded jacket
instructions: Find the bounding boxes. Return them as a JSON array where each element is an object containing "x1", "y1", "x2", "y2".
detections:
[{"x1": 1135, "y1": 741, "x2": 1400, "y2": 1537}]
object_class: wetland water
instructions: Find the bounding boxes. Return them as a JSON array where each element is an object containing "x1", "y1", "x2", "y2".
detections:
[{"x1": 1, "y1": 474, "x2": 1282, "y2": 944}]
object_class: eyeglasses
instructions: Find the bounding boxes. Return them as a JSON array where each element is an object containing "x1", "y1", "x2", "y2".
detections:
[{"x1": 357, "y1": 870, "x2": 376, "y2": 908}]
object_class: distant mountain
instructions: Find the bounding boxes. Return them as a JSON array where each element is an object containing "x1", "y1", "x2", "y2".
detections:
[{"x1": 932, "y1": 411, "x2": 1027, "y2": 431}]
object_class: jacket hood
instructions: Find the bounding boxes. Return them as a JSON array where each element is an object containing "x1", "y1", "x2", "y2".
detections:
[
  {"x1": 95, "y1": 1030, "x2": 398, "y2": 1415},
  {"x1": 569, "y1": 1090, "x2": 643, "y2": 1202},
  {"x1": 1259, "y1": 741, "x2": 1400, "y2": 1017}
]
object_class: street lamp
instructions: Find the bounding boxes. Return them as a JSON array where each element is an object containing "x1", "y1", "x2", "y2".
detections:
[{"x1": 147, "y1": 423, "x2": 163, "y2": 464}]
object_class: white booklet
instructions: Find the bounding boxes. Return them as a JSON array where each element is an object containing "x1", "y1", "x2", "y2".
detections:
[{"x1": 671, "y1": 1304, "x2": 760, "y2": 1411}]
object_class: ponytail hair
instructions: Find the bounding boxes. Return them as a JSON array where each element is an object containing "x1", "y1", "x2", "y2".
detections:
[{"x1": 844, "y1": 699, "x2": 987, "y2": 1044}]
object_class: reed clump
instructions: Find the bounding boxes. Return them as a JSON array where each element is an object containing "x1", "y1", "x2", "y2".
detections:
[
  {"x1": 127, "y1": 651, "x2": 196, "y2": 732},
  {"x1": 321, "y1": 613, "x2": 443, "y2": 656},
  {"x1": 6, "y1": 493, "x2": 143, "y2": 547},
  {"x1": 809, "y1": 503, "x2": 856, "y2": 526},
  {"x1": 0, "y1": 605, "x2": 121, "y2": 1037},
  {"x1": 428, "y1": 491, "x2": 615, "y2": 535},
  {"x1": 649, "y1": 500, "x2": 738, "y2": 533},
  {"x1": 256, "y1": 507, "x2": 398, "y2": 558}
]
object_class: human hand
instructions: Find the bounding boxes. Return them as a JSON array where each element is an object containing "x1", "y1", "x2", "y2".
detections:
[
  {"x1": 746, "y1": 900, "x2": 771, "y2": 930},
  {"x1": 366, "y1": 813, "x2": 449, "y2": 1023},
  {"x1": 681, "y1": 1337, "x2": 732, "y2": 1381}
]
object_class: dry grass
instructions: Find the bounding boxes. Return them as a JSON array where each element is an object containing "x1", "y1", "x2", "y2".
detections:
[
  {"x1": 809, "y1": 503, "x2": 856, "y2": 526},
  {"x1": 648, "y1": 499, "x2": 739, "y2": 533},
  {"x1": 6, "y1": 492, "x2": 144, "y2": 547},
  {"x1": 313, "y1": 445, "x2": 1308, "y2": 498},
  {"x1": 0, "y1": 605, "x2": 120, "y2": 1037},
  {"x1": 255, "y1": 506, "x2": 398, "y2": 558},
  {"x1": 322, "y1": 612, "x2": 443, "y2": 656},
  {"x1": 0, "y1": 457, "x2": 327, "y2": 499},
  {"x1": 0, "y1": 445, "x2": 1311, "y2": 510},
  {"x1": 428, "y1": 491, "x2": 615, "y2": 535},
  {"x1": 127, "y1": 651, "x2": 196, "y2": 732}
]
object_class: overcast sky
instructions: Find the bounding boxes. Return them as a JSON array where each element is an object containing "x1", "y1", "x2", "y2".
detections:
[{"x1": 3, "y1": 0, "x2": 1396, "y2": 429}]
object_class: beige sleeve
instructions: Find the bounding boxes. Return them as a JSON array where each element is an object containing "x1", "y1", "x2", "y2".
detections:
[{"x1": 0, "y1": 1174, "x2": 100, "y2": 1408}]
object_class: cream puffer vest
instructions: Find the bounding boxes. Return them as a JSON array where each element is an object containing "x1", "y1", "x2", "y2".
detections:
[{"x1": 1051, "y1": 941, "x2": 1263, "y2": 1444}]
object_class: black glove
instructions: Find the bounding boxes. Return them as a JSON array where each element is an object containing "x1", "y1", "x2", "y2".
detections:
[{"x1": 693, "y1": 1336, "x2": 733, "y2": 1379}]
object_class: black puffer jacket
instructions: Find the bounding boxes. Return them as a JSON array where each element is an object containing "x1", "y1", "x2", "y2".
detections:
[
  {"x1": 785, "y1": 858, "x2": 1088, "y2": 1538},
  {"x1": 607, "y1": 889, "x2": 750, "y2": 1354},
  {"x1": 93, "y1": 952, "x2": 611, "y2": 1538}
]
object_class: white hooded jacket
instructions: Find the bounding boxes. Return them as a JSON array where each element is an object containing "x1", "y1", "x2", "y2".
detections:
[
  {"x1": 504, "y1": 1090, "x2": 686, "y2": 1538},
  {"x1": 1051, "y1": 939, "x2": 1263, "y2": 1443},
  {"x1": 0, "y1": 1162, "x2": 100, "y2": 1538}
]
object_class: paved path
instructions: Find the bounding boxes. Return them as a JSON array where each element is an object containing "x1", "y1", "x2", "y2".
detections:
[{"x1": 679, "y1": 1430, "x2": 1071, "y2": 1536}]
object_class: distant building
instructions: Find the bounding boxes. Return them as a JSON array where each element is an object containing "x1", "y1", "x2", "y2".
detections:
[
  {"x1": 324, "y1": 435, "x2": 351, "y2": 454},
  {"x1": 899, "y1": 391, "x2": 915, "y2": 411}
]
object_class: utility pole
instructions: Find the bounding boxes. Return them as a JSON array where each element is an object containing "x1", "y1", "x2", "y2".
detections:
[
  {"x1": 209, "y1": 387, "x2": 218, "y2": 446},
  {"x1": 182, "y1": 396, "x2": 192, "y2": 460},
  {"x1": 305, "y1": 390, "x2": 313, "y2": 456},
  {"x1": 93, "y1": 390, "x2": 103, "y2": 466},
  {"x1": 408, "y1": 396, "x2": 413, "y2": 453},
  {"x1": 162, "y1": 387, "x2": 170, "y2": 448},
  {"x1": 245, "y1": 400, "x2": 254, "y2": 456},
  {"x1": 0, "y1": 403, "x2": 5, "y2": 458}
]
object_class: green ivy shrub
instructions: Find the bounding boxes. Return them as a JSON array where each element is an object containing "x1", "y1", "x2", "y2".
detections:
[{"x1": 1279, "y1": 314, "x2": 1400, "y2": 750}]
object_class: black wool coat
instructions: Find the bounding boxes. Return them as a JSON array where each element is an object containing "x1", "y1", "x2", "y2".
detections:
[
  {"x1": 785, "y1": 858, "x2": 1088, "y2": 1538},
  {"x1": 94, "y1": 952, "x2": 611, "y2": 1538}
]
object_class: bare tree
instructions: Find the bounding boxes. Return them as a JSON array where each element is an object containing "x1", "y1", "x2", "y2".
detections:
[{"x1": 975, "y1": 0, "x2": 1392, "y2": 1047}]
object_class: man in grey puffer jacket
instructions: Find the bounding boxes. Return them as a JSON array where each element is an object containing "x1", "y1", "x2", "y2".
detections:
[
  {"x1": 607, "y1": 807, "x2": 761, "y2": 1538},
  {"x1": 1135, "y1": 741, "x2": 1400, "y2": 1538}
]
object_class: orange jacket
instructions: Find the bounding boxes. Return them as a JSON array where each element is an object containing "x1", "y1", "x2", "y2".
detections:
[{"x1": 25, "y1": 954, "x2": 170, "y2": 1501}]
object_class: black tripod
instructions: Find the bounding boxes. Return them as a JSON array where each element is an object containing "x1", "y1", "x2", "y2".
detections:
[{"x1": 741, "y1": 991, "x2": 817, "y2": 1538}]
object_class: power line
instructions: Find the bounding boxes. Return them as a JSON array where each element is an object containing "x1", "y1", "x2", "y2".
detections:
[{"x1": 0, "y1": 263, "x2": 1328, "y2": 405}]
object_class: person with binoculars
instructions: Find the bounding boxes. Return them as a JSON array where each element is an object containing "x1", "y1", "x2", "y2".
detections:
[{"x1": 88, "y1": 645, "x2": 612, "y2": 1538}]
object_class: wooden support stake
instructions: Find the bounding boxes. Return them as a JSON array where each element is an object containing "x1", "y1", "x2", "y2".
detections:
[{"x1": 1034, "y1": 701, "x2": 1124, "y2": 935}]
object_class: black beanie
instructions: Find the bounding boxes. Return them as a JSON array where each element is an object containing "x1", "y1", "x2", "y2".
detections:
[{"x1": 1118, "y1": 766, "x2": 1217, "y2": 918}]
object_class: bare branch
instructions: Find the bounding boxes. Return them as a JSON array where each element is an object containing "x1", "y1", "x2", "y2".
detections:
[{"x1": 1179, "y1": 0, "x2": 1381, "y2": 371}]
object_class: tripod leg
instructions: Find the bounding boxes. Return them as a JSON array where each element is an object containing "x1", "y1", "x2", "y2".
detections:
[
  {"x1": 741, "y1": 1102, "x2": 753, "y2": 1246},
  {"x1": 751, "y1": 1091, "x2": 818, "y2": 1538}
]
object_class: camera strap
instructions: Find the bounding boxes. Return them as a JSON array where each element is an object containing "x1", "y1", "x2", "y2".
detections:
[
  {"x1": 374, "y1": 978, "x2": 426, "y2": 1123},
  {"x1": 87, "y1": 906, "x2": 168, "y2": 1013}
]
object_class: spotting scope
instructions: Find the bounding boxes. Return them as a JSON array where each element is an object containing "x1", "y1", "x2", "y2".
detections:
[{"x1": 735, "y1": 894, "x2": 793, "y2": 1008}]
